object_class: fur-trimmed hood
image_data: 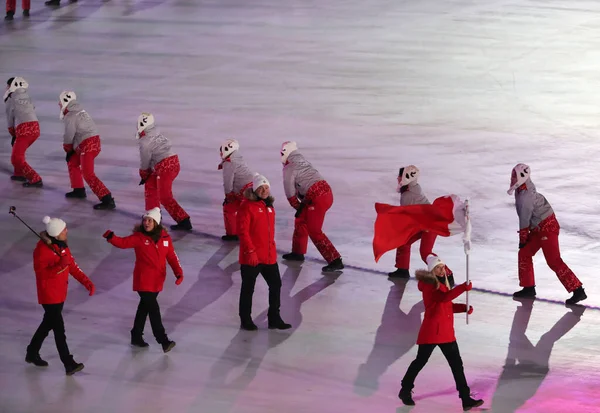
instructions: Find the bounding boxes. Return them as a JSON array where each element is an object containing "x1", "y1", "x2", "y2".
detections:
[
  {"x1": 243, "y1": 187, "x2": 274, "y2": 206},
  {"x1": 415, "y1": 268, "x2": 451, "y2": 290}
]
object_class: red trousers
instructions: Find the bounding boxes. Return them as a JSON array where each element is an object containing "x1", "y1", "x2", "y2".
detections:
[
  {"x1": 394, "y1": 231, "x2": 438, "y2": 269},
  {"x1": 223, "y1": 183, "x2": 251, "y2": 235},
  {"x1": 12, "y1": 121, "x2": 41, "y2": 183},
  {"x1": 6, "y1": 0, "x2": 30, "y2": 12},
  {"x1": 67, "y1": 136, "x2": 110, "y2": 200},
  {"x1": 291, "y1": 181, "x2": 340, "y2": 263},
  {"x1": 145, "y1": 155, "x2": 189, "y2": 223},
  {"x1": 518, "y1": 214, "x2": 582, "y2": 292}
]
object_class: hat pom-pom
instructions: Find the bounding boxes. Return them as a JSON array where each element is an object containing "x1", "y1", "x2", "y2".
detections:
[{"x1": 42, "y1": 216, "x2": 51, "y2": 224}]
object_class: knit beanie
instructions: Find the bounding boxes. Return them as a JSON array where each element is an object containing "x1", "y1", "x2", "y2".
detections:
[
  {"x1": 43, "y1": 216, "x2": 67, "y2": 237},
  {"x1": 143, "y1": 207, "x2": 162, "y2": 225}
]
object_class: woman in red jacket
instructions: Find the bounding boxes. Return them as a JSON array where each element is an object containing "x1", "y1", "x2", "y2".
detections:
[
  {"x1": 103, "y1": 207, "x2": 183, "y2": 352},
  {"x1": 398, "y1": 255, "x2": 484, "y2": 411},
  {"x1": 237, "y1": 173, "x2": 291, "y2": 331},
  {"x1": 27, "y1": 216, "x2": 95, "y2": 376}
]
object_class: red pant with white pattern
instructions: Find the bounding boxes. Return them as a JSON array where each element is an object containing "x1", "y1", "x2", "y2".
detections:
[
  {"x1": 67, "y1": 136, "x2": 111, "y2": 200},
  {"x1": 12, "y1": 121, "x2": 42, "y2": 184},
  {"x1": 145, "y1": 155, "x2": 189, "y2": 223},
  {"x1": 518, "y1": 214, "x2": 582, "y2": 292}
]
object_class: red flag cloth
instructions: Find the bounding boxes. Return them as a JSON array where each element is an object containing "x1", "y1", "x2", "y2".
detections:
[{"x1": 373, "y1": 195, "x2": 467, "y2": 262}]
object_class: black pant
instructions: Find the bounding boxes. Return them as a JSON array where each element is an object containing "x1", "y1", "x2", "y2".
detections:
[
  {"x1": 27, "y1": 303, "x2": 74, "y2": 366},
  {"x1": 401, "y1": 341, "x2": 470, "y2": 398},
  {"x1": 239, "y1": 263, "x2": 282, "y2": 321},
  {"x1": 132, "y1": 292, "x2": 168, "y2": 344}
]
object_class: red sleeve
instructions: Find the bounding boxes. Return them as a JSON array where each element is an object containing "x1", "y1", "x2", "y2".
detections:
[
  {"x1": 165, "y1": 235, "x2": 183, "y2": 277},
  {"x1": 237, "y1": 202, "x2": 256, "y2": 255},
  {"x1": 452, "y1": 303, "x2": 467, "y2": 313},
  {"x1": 63, "y1": 144, "x2": 73, "y2": 153},
  {"x1": 431, "y1": 283, "x2": 467, "y2": 303},
  {"x1": 287, "y1": 196, "x2": 300, "y2": 209},
  {"x1": 8, "y1": 127, "x2": 15, "y2": 138},
  {"x1": 68, "y1": 259, "x2": 92, "y2": 287},
  {"x1": 108, "y1": 233, "x2": 141, "y2": 249}
]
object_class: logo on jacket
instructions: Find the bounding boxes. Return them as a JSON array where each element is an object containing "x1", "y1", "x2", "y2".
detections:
[
  {"x1": 258, "y1": 208, "x2": 263, "y2": 212},
  {"x1": 163, "y1": 241, "x2": 169, "y2": 247},
  {"x1": 268, "y1": 208, "x2": 273, "y2": 213},
  {"x1": 144, "y1": 240, "x2": 150, "y2": 245}
]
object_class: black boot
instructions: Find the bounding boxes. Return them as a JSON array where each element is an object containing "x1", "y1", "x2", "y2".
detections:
[
  {"x1": 268, "y1": 316, "x2": 292, "y2": 330},
  {"x1": 25, "y1": 353, "x2": 48, "y2": 367},
  {"x1": 322, "y1": 258, "x2": 344, "y2": 273},
  {"x1": 566, "y1": 287, "x2": 587, "y2": 306},
  {"x1": 282, "y1": 252, "x2": 305, "y2": 261},
  {"x1": 131, "y1": 332, "x2": 149, "y2": 348},
  {"x1": 221, "y1": 234, "x2": 239, "y2": 241},
  {"x1": 240, "y1": 318, "x2": 258, "y2": 331},
  {"x1": 513, "y1": 286, "x2": 536, "y2": 299},
  {"x1": 10, "y1": 175, "x2": 26, "y2": 182},
  {"x1": 65, "y1": 361, "x2": 84, "y2": 376},
  {"x1": 93, "y1": 194, "x2": 116, "y2": 210},
  {"x1": 161, "y1": 340, "x2": 176, "y2": 353},
  {"x1": 5, "y1": 11, "x2": 14, "y2": 20},
  {"x1": 388, "y1": 268, "x2": 410, "y2": 278},
  {"x1": 461, "y1": 396, "x2": 484, "y2": 411},
  {"x1": 23, "y1": 9, "x2": 30, "y2": 16},
  {"x1": 398, "y1": 388, "x2": 415, "y2": 406},
  {"x1": 170, "y1": 217, "x2": 192, "y2": 231},
  {"x1": 45, "y1": 0, "x2": 60, "y2": 5},
  {"x1": 23, "y1": 180, "x2": 43, "y2": 188},
  {"x1": 65, "y1": 188, "x2": 86, "y2": 199}
]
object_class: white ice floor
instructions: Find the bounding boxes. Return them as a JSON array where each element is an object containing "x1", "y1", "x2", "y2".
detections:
[{"x1": 1, "y1": 0, "x2": 600, "y2": 412}]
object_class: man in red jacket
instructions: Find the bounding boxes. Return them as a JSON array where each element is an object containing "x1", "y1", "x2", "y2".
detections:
[
  {"x1": 398, "y1": 255, "x2": 483, "y2": 411},
  {"x1": 27, "y1": 216, "x2": 95, "y2": 375},
  {"x1": 237, "y1": 173, "x2": 291, "y2": 331},
  {"x1": 103, "y1": 207, "x2": 182, "y2": 352}
]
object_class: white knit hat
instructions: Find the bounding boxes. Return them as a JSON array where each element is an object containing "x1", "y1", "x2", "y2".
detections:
[
  {"x1": 143, "y1": 207, "x2": 162, "y2": 225},
  {"x1": 253, "y1": 173, "x2": 270, "y2": 189},
  {"x1": 426, "y1": 254, "x2": 445, "y2": 272},
  {"x1": 43, "y1": 216, "x2": 66, "y2": 237}
]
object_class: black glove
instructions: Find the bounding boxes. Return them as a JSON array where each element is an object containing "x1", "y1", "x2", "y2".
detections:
[
  {"x1": 65, "y1": 151, "x2": 75, "y2": 162},
  {"x1": 139, "y1": 178, "x2": 147, "y2": 186},
  {"x1": 223, "y1": 198, "x2": 227, "y2": 206},
  {"x1": 294, "y1": 202, "x2": 306, "y2": 218},
  {"x1": 11, "y1": 136, "x2": 15, "y2": 147},
  {"x1": 102, "y1": 230, "x2": 114, "y2": 240}
]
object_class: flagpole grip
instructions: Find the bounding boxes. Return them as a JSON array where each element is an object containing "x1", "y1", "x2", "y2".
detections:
[{"x1": 463, "y1": 198, "x2": 471, "y2": 325}]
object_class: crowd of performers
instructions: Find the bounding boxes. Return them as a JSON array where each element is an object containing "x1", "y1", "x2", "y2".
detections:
[{"x1": 5, "y1": 77, "x2": 587, "y2": 411}]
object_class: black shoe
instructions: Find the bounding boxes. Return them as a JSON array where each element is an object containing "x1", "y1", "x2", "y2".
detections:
[
  {"x1": 566, "y1": 287, "x2": 587, "y2": 306},
  {"x1": 23, "y1": 180, "x2": 43, "y2": 188},
  {"x1": 461, "y1": 396, "x2": 484, "y2": 411},
  {"x1": 93, "y1": 194, "x2": 116, "y2": 210},
  {"x1": 513, "y1": 286, "x2": 536, "y2": 299},
  {"x1": 398, "y1": 388, "x2": 415, "y2": 406},
  {"x1": 25, "y1": 353, "x2": 48, "y2": 367},
  {"x1": 131, "y1": 332, "x2": 149, "y2": 348},
  {"x1": 268, "y1": 318, "x2": 292, "y2": 330},
  {"x1": 10, "y1": 175, "x2": 26, "y2": 182},
  {"x1": 388, "y1": 268, "x2": 410, "y2": 278},
  {"x1": 161, "y1": 340, "x2": 176, "y2": 353},
  {"x1": 45, "y1": 0, "x2": 60, "y2": 5},
  {"x1": 65, "y1": 188, "x2": 86, "y2": 199},
  {"x1": 240, "y1": 319, "x2": 258, "y2": 331},
  {"x1": 170, "y1": 217, "x2": 192, "y2": 231},
  {"x1": 23, "y1": 9, "x2": 30, "y2": 16},
  {"x1": 65, "y1": 362, "x2": 84, "y2": 376},
  {"x1": 282, "y1": 252, "x2": 305, "y2": 261},
  {"x1": 221, "y1": 234, "x2": 239, "y2": 241},
  {"x1": 322, "y1": 258, "x2": 344, "y2": 273},
  {"x1": 5, "y1": 11, "x2": 14, "y2": 20}
]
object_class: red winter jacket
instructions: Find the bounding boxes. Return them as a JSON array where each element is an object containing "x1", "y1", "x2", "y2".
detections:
[
  {"x1": 415, "y1": 269, "x2": 469, "y2": 345},
  {"x1": 108, "y1": 228, "x2": 183, "y2": 292},
  {"x1": 237, "y1": 189, "x2": 277, "y2": 265},
  {"x1": 33, "y1": 232, "x2": 93, "y2": 305}
]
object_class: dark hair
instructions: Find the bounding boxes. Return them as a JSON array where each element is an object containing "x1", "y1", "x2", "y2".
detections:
[
  {"x1": 133, "y1": 220, "x2": 165, "y2": 243},
  {"x1": 6, "y1": 77, "x2": 14, "y2": 86}
]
